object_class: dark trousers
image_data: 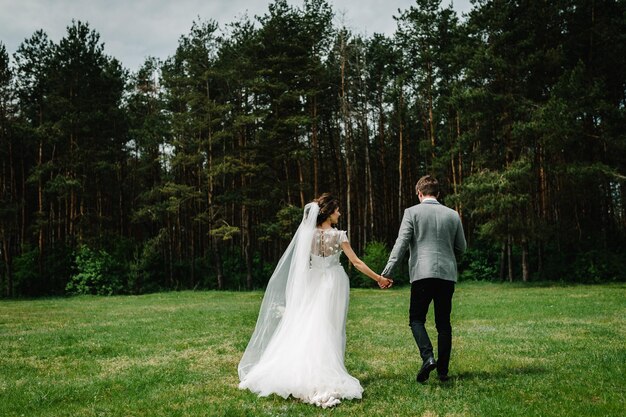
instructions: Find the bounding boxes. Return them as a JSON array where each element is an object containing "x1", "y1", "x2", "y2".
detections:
[{"x1": 409, "y1": 278, "x2": 455, "y2": 376}]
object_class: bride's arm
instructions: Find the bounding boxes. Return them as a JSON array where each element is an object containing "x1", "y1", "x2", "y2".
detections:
[{"x1": 341, "y1": 242, "x2": 393, "y2": 288}]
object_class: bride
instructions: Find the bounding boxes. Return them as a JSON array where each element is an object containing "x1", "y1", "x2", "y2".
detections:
[{"x1": 238, "y1": 193, "x2": 393, "y2": 408}]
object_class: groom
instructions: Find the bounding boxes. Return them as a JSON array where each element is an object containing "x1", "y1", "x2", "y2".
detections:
[{"x1": 381, "y1": 175, "x2": 466, "y2": 383}]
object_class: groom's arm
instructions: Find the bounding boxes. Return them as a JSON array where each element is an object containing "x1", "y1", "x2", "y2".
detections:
[
  {"x1": 381, "y1": 209, "x2": 413, "y2": 277},
  {"x1": 453, "y1": 215, "x2": 467, "y2": 257}
]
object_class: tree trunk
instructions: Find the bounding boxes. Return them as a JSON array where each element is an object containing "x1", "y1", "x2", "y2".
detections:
[
  {"x1": 538, "y1": 142, "x2": 548, "y2": 220},
  {"x1": 20, "y1": 157, "x2": 26, "y2": 248},
  {"x1": 213, "y1": 239, "x2": 224, "y2": 290},
  {"x1": 284, "y1": 160, "x2": 291, "y2": 205},
  {"x1": 168, "y1": 216, "x2": 174, "y2": 288},
  {"x1": 243, "y1": 205, "x2": 253, "y2": 290},
  {"x1": 507, "y1": 234, "x2": 514, "y2": 282},
  {"x1": 37, "y1": 139, "x2": 44, "y2": 275},
  {"x1": 190, "y1": 221, "x2": 195, "y2": 289},
  {"x1": 499, "y1": 241, "x2": 506, "y2": 281},
  {"x1": 2, "y1": 236, "x2": 12, "y2": 297},
  {"x1": 452, "y1": 112, "x2": 461, "y2": 214},
  {"x1": 537, "y1": 241, "x2": 543, "y2": 277},
  {"x1": 398, "y1": 86, "x2": 404, "y2": 221},
  {"x1": 521, "y1": 237, "x2": 529, "y2": 282},
  {"x1": 365, "y1": 125, "x2": 374, "y2": 242},
  {"x1": 118, "y1": 162, "x2": 125, "y2": 237},
  {"x1": 340, "y1": 32, "x2": 352, "y2": 240},
  {"x1": 427, "y1": 60, "x2": 436, "y2": 163},
  {"x1": 297, "y1": 159, "x2": 305, "y2": 208},
  {"x1": 312, "y1": 95, "x2": 319, "y2": 196}
]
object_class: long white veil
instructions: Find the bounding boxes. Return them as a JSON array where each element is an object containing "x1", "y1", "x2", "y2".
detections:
[{"x1": 238, "y1": 202, "x2": 319, "y2": 380}]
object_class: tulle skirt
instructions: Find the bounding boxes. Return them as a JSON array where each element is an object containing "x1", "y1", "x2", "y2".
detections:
[{"x1": 238, "y1": 263, "x2": 363, "y2": 408}]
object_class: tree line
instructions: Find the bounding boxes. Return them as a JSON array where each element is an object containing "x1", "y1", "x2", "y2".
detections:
[{"x1": 1, "y1": 0, "x2": 624, "y2": 297}]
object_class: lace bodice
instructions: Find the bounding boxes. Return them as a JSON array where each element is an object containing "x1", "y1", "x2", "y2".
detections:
[{"x1": 311, "y1": 228, "x2": 348, "y2": 257}]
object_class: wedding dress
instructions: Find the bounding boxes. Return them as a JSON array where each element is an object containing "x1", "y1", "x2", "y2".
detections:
[{"x1": 238, "y1": 203, "x2": 363, "y2": 408}]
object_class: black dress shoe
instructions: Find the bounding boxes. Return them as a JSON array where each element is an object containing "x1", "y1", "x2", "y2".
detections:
[
  {"x1": 416, "y1": 357, "x2": 437, "y2": 383},
  {"x1": 438, "y1": 374, "x2": 450, "y2": 382}
]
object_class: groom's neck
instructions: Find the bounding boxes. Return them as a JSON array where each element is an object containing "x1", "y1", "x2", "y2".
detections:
[{"x1": 419, "y1": 195, "x2": 438, "y2": 203}]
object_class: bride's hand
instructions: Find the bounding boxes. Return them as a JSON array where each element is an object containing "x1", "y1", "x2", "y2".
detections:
[{"x1": 377, "y1": 276, "x2": 393, "y2": 289}]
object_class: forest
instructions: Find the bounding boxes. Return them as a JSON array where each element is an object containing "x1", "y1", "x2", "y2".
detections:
[{"x1": 0, "y1": 0, "x2": 624, "y2": 297}]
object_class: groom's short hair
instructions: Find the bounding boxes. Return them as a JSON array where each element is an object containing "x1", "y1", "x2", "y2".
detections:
[{"x1": 416, "y1": 175, "x2": 439, "y2": 197}]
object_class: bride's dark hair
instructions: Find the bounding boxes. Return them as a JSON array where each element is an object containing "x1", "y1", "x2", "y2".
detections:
[{"x1": 314, "y1": 193, "x2": 339, "y2": 226}]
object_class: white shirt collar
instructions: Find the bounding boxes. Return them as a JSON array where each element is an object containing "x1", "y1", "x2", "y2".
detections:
[{"x1": 422, "y1": 197, "x2": 438, "y2": 203}]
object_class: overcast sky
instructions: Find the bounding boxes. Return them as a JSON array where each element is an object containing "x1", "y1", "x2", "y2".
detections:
[{"x1": 0, "y1": 0, "x2": 473, "y2": 71}]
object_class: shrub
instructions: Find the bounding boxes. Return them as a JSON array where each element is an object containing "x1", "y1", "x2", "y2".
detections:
[
  {"x1": 458, "y1": 247, "x2": 498, "y2": 281},
  {"x1": 66, "y1": 245, "x2": 125, "y2": 295},
  {"x1": 13, "y1": 244, "x2": 74, "y2": 297},
  {"x1": 129, "y1": 231, "x2": 169, "y2": 293},
  {"x1": 12, "y1": 246, "x2": 40, "y2": 296},
  {"x1": 221, "y1": 248, "x2": 248, "y2": 289},
  {"x1": 568, "y1": 249, "x2": 626, "y2": 283},
  {"x1": 354, "y1": 241, "x2": 390, "y2": 288}
]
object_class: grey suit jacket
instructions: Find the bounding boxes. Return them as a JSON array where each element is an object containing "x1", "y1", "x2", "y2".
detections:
[{"x1": 382, "y1": 200, "x2": 466, "y2": 283}]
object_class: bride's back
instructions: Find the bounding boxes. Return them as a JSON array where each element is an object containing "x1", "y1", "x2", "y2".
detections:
[{"x1": 311, "y1": 228, "x2": 347, "y2": 258}]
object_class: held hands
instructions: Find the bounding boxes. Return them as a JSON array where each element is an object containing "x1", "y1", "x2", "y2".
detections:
[{"x1": 377, "y1": 275, "x2": 393, "y2": 289}]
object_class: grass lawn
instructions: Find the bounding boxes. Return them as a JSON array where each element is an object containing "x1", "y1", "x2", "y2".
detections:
[{"x1": 1, "y1": 282, "x2": 624, "y2": 416}]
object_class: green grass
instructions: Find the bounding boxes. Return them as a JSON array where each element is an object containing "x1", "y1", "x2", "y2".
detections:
[{"x1": 1, "y1": 283, "x2": 624, "y2": 417}]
